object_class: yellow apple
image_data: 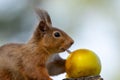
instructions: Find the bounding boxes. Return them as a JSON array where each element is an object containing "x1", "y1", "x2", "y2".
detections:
[{"x1": 65, "y1": 49, "x2": 101, "y2": 78}]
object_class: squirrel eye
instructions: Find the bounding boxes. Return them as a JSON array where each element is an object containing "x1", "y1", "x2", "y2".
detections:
[{"x1": 53, "y1": 31, "x2": 61, "y2": 37}]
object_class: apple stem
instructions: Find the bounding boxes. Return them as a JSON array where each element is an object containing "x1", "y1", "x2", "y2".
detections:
[{"x1": 66, "y1": 50, "x2": 71, "y2": 54}]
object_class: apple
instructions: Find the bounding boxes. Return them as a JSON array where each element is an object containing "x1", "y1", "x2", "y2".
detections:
[{"x1": 65, "y1": 49, "x2": 101, "y2": 78}]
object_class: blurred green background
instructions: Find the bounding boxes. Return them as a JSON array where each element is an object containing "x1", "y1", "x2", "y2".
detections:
[{"x1": 0, "y1": 0, "x2": 120, "y2": 80}]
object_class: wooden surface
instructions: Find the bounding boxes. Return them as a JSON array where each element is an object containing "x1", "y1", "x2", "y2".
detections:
[{"x1": 63, "y1": 75, "x2": 103, "y2": 80}]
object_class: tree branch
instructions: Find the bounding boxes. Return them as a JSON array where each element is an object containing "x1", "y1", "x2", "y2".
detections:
[{"x1": 63, "y1": 75, "x2": 103, "y2": 80}]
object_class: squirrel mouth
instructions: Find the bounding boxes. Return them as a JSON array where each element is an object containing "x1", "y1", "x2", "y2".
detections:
[
  {"x1": 59, "y1": 43, "x2": 73, "y2": 53},
  {"x1": 60, "y1": 47, "x2": 71, "y2": 53},
  {"x1": 60, "y1": 48, "x2": 66, "y2": 52}
]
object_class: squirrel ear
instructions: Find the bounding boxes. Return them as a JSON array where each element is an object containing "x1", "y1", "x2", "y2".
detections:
[
  {"x1": 35, "y1": 8, "x2": 52, "y2": 25},
  {"x1": 38, "y1": 20, "x2": 48, "y2": 32}
]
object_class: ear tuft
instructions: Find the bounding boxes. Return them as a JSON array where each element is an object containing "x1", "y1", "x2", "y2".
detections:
[{"x1": 35, "y1": 8, "x2": 52, "y2": 25}]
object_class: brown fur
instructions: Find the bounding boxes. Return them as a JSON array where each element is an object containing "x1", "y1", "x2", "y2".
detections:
[{"x1": 0, "y1": 9, "x2": 74, "y2": 80}]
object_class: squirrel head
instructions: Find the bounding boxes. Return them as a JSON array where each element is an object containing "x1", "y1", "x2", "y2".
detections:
[{"x1": 29, "y1": 8, "x2": 74, "y2": 54}]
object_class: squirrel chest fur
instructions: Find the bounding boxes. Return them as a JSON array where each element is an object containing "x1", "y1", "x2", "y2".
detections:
[{"x1": 0, "y1": 9, "x2": 74, "y2": 80}]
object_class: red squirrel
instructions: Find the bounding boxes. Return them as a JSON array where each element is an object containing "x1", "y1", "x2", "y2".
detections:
[{"x1": 0, "y1": 8, "x2": 74, "y2": 80}]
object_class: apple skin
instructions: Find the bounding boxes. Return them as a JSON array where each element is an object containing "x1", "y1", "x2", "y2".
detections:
[{"x1": 65, "y1": 49, "x2": 101, "y2": 78}]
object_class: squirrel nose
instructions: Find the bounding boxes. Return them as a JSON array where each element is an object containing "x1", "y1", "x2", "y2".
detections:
[{"x1": 70, "y1": 40, "x2": 74, "y2": 46}]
